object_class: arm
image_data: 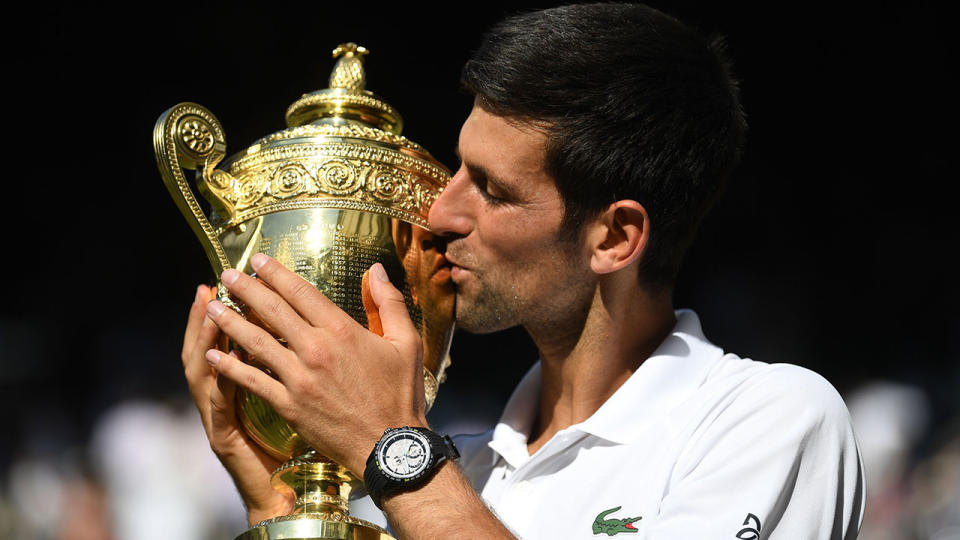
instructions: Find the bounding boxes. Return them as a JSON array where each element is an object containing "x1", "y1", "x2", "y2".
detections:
[
  {"x1": 203, "y1": 253, "x2": 515, "y2": 539},
  {"x1": 381, "y1": 462, "x2": 515, "y2": 539},
  {"x1": 181, "y1": 285, "x2": 293, "y2": 525}
]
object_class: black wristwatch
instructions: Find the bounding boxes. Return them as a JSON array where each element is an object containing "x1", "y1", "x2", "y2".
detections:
[{"x1": 363, "y1": 426, "x2": 460, "y2": 509}]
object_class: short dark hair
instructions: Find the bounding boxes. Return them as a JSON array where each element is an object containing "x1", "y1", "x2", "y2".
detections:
[{"x1": 461, "y1": 3, "x2": 747, "y2": 290}]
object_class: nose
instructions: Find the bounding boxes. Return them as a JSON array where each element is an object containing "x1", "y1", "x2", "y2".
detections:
[{"x1": 428, "y1": 164, "x2": 473, "y2": 238}]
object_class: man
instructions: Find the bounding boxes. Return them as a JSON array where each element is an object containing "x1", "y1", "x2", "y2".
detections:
[{"x1": 182, "y1": 3, "x2": 864, "y2": 538}]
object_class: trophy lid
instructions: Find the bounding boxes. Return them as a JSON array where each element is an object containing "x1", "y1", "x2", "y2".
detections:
[{"x1": 205, "y1": 43, "x2": 450, "y2": 233}]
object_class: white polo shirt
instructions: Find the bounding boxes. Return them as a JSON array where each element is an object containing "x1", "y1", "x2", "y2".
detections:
[{"x1": 354, "y1": 310, "x2": 864, "y2": 538}]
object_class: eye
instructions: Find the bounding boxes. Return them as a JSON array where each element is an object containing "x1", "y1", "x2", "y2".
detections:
[
  {"x1": 480, "y1": 185, "x2": 506, "y2": 204},
  {"x1": 455, "y1": 158, "x2": 510, "y2": 205},
  {"x1": 475, "y1": 175, "x2": 507, "y2": 205}
]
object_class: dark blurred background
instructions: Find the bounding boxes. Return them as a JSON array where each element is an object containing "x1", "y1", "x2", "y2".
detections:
[{"x1": 2, "y1": 2, "x2": 955, "y2": 539}]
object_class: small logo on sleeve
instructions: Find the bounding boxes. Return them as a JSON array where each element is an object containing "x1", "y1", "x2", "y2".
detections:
[
  {"x1": 735, "y1": 513, "x2": 762, "y2": 539},
  {"x1": 592, "y1": 506, "x2": 641, "y2": 536}
]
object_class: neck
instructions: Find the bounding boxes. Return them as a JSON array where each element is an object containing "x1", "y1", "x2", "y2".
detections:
[{"x1": 523, "y1": 274, "x2": 675, "y2": 454}]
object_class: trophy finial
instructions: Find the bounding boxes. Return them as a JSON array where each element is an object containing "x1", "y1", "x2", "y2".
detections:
[
  {"x1": 329, "y1": 43, "x2": 369, "y2": 91},
  {"x1": 332, "y1": 42, "x2": 368, "y2": 59},
  {"x1": 285, "y1": 42, "x2": 403, "y2": 133}
]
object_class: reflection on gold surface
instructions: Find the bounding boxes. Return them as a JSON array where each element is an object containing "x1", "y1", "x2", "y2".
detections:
[
  {"x1": 155, "y1": 43, "x2": 452, "y2": 540},
  {"x1": 392, "y1": 221, "x2": 455, "y2": 385}
]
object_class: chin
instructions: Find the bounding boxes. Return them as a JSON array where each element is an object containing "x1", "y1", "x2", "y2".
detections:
[
  {"x1": 453, "y1": 304, "x2": 516, "y2": 335},
  {"x1": 454, "y1": 320, "x2": 514, "y2": 335}
]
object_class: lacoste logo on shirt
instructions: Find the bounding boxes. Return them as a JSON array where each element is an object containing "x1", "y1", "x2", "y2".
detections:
[{"x1": 592, "y1": 506, "x2": 642, "y2": 535}]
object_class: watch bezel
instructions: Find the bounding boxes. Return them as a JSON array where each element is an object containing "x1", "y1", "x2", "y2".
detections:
[{"x1": 375, "y1": 427, "x2": 435, "y2": 482}]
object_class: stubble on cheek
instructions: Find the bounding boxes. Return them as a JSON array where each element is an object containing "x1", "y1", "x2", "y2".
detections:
[{"x1": 452, "y1": 267, "x2": 523, "y2": 334}]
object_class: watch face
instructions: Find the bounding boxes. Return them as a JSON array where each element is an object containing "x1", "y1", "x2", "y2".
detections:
[{"x1": 377, "y1": 429, "x2": 431, "y2": 480}]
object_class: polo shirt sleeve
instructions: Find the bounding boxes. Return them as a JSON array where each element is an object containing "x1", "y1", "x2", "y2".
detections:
[{"x1": 646, "y1": 364, "x2": 865, "y2": 539}]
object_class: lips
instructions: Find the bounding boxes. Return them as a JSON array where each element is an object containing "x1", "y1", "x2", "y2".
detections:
[
  {"x1": 431, "y1": 258, "x2": 453, "y2": 283},
  {"x1": 441, "y1": 248, "x2": 471, "y2": 271},
  {"x1": 445, "y1": 257, "x2": 470, "y2": 282},
  {"x1": 429, "y1": 253, "x2": 450, "y2": 275},
  {"x1": 440, "y1": 243, "x2": 473, "y2": 282}
]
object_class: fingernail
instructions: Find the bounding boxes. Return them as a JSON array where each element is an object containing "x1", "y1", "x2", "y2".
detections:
[
  {"x1": 251, "y1": 253, "x2": 268, "y2": 271},
  {"x1": 207, "y1": 300, "x2": 226, "y2": 318},
  {"x1": 372, "y1": 263, "x2": 390, "y2": 283},
  {"x1": 229, "y1": 350, "x2": 241, "y2": 359},
  {"x1": 194, "y1": 285, "x2": 206, "y2": 304},
  {"x1": 205, "y1": 350, "x2": 220, "y2": 366},
  {"x1": 221, "y1": 269, "x2": 240, "y2": 286}
]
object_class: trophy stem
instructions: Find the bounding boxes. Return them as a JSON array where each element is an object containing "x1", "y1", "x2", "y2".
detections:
[
  {"x1": 235, "y1": 450, "x2": 394, "y2": 540},
  {"x1": 272, "y1": 451, "x2": 353, "y2": 516}
]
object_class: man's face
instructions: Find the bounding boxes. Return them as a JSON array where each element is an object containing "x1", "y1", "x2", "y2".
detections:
[{"x1": 427, "y1": 105, "x2": 595, "y2": 334}]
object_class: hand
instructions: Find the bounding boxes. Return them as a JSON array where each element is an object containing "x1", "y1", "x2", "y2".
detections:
[
  {"x1": 203, "y1": 253, "x2": 427, "y2": 476},
  {"x1": 182, "y1": 285, "x2": 294, "y2": 524}
]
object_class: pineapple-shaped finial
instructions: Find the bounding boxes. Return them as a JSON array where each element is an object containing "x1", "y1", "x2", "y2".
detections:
[{"x1": 329, "y1": 43, "x2": 369, "y2": 91}]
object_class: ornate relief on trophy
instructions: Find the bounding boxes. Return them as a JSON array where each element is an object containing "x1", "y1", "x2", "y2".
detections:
[{"x1": 154, "y1": 43, "x2": 454, "y2": 540}]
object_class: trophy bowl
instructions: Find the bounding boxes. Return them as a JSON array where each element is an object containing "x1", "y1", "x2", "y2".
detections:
[{"x1": 154, "y1": 43, "x2": 454, "y2": 540}]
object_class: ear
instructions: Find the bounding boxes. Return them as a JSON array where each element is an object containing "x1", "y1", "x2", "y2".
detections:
[{"x1": 587, "y1": 200, "x2": 649, "y2": 275}]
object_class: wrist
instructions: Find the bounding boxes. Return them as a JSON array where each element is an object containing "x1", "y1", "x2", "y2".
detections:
[{"x1": 379, "y1": 458, "x2": 453, "y2": 508}]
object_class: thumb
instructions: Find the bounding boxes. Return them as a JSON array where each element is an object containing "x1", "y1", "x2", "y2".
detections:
[
  {"x1": 361, "y1": 270, "x2": 384, "y2": 336},
  {"x1": 368, "y1": 263, "x2": 421, "y2": 361}
]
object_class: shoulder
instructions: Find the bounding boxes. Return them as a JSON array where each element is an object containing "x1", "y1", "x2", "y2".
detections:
[
  {"x1": 662, "y1": 359, "x2": 865, "y2": 537},
  {"x1": 705, "y1": 356, "x2": 854, "y2": 430},
  {"x1": 673, "y1": 356, "x2": 862, "y2": 481}
]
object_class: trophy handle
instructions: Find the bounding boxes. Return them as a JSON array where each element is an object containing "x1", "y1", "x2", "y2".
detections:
[{"x1": 153, "y1": 102, "x2": 233, "y2": 275}]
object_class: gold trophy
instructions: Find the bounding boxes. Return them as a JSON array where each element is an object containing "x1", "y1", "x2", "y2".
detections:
[{"x1": 153, "y1": 43, "x2": 454, "y2": 540}]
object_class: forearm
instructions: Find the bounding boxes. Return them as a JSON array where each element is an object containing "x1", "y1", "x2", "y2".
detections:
[{"x1": 381, "y1": 462, "x2": 516, "y2": 540}]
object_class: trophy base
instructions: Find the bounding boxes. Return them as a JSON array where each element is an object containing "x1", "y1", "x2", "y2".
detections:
[{"x1": 236, "y1": 512, "x2": 394, "y2": 540}]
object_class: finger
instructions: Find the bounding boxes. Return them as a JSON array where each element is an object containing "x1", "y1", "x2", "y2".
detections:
[
  {"x1": 193, "y1": 314, "x2": 221, "y2": 366},
  {"x1": 209, "y1": 352, "x2": 239, "y2": 431},
  {"x1": 368, "y1": 263, "x2": 421, "y2": 361},
  {"x1": 247, "y1": 253, "x2": 343, "y2": 327},
  {"x1": 214, "y1": 354, "x2": 237, "y2": 403},
  {"x1": 219, "y1": 267, "x2": 313, "y2": 345},
  {"x1": 206, "y1": 299, "x2": 295, "y2": 379},
  {"x1": 183, "y1": 287, "x2": 221, "y2": 406},
  {"x1": 361, "y1": 270, "x2": 384, "y2": 336},
  {"x1": 205, "y1": 348, "x2": 291, "y2": 417},
  {"x1": 182, "y1": 285, "x2": 211, "y2": 366},
  {"x1": 180, "y1": 287, "x2": 219, "y2": 433}
]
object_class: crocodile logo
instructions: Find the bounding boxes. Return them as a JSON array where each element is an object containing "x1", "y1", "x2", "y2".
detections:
[{"x1": 592, "y1": 506, "x2": 641, "y2": 536}]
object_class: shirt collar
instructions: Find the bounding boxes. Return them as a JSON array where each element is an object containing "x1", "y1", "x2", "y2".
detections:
[
  {"x1": 577, "y1": 309, "x2": 724, "y2": 443},
  {"x1": 488, "y1": 309, "x2": 725, "y2": 464},
  {"x1": 487, "y1": 362, "x2": 543, "y2": 468}
]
